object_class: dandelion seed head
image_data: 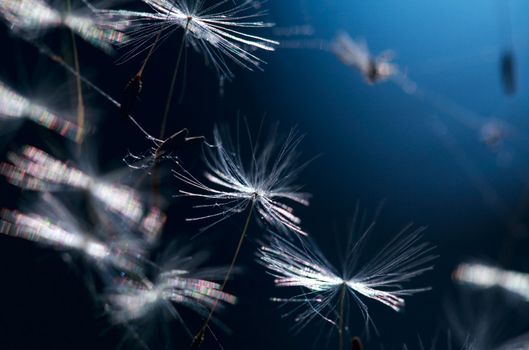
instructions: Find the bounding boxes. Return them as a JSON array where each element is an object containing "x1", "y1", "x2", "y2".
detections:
[
  {"x1": 258, "y1": 219, "x2": 435, "y2": 332},
  {"x1": 100, "y1": 0, "x2": 279, "y2": 78},
  {"x1": 174, "y1": 124, "x2": 311, "y2": 235},
  {"x1": 331, "y1": 32, "x2": 397, "y2": 84}
]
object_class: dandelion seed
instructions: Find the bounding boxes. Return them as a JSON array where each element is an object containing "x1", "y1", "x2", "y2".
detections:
[
  {"x1": 104, "y1": 244, "x2": 237, "y2": 346},
  {"x1": 107, "y1": 271, "x2": 236, "y2": 324},
  {"x1": 0, "y1": 196, "x2": 143, "y2": 275},
  {"x1": 0, "y1": 0, "x2": 127, "y2": 53},
  {"x1": 99, "y1": 0, "x2": 279, "y2": 78},
  {"x1": 331, "y1": 32, "x2": 396, "y2": 85},
  {"x1": 173, "y1": 124, "x2": 311, "y2": 235},
  {"x1": 479, "y1": 121, "x2": 504, "y2": 150},
  {"x1": 124, "y1": 128, "x2": 206, "y2": 231},
  {"x1": 497, "y1": 0, "x2": 516, "y2": 96},
  {"x1": 258, "y1": 219, "x2": 435, "y2": 335},
  {"x1": 0, "y1": 145, "x2": 164, "y2": 242},
  {"x1": 124, "y1": 128, "x2": 205, "y2": 172},
  {"x1": 100, "y1": 0, "x2": 279, "y2": 129},
  {"x1": 179, "y1": 122, "x2": 311, "y2": 348},
  {"x1": 120, "y1": 73, "x2": 144, "y2": 120},
  {"x1": 500, "y1": 50, "x2": 516, "y2": 96},
  {"x1": 454, "y1": 262, "x2": 529, "y2": 302},
  {"x1": 447, "y1": 291, "x2": 529, "y2": 350},
  {"x1": 0, "y1": 80, "x2": 84, "y2": 142}
]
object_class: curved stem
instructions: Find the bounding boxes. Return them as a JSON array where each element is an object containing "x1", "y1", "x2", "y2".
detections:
[
  {"x1": 338, "y1": 283, "x2": 346, "y2": 350},
  {"x1": 191, "y1": 199, "x2": 256, "y2": 349},
  {"x1": 220, "y1": 199, "x2": 255, "y2": 291},
  {"x1": 159, "y1": 22, "x2": 190, "y2": 139},
  {"x1": 138, "y1": 29, "x2": 163, "y2": 77},
  {"x1": 150, "y1": 23, "x2": 190, "y2": 208},
  {"x1": 66, "y1": 0, "x2": 85, "y2": 146},
  {"x1": 24, "y1": 38, "x2": 159, "y2": 143}
]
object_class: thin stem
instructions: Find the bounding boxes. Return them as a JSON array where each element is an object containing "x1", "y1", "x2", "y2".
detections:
[
  {"x1": 138, "y1": 29, "x2": 163, "y2": 77},
  {"x1": 149, "y1": 23, "x2": 189, "y2": 208},
  {"x1": 66, "y1": 0, "x2": 85, "y2": 146},
  {"x1": 338, "y1": 283, "x2": 346, "y2": 350},
  {"x1": 160, "y1": 21, "x2": 190, "y2": 139},
  {"x1": 191, "y1": 199, "x2": 256, "y2": 349},
  {"x1": 220, "y1": 199, "x2": 255, "y2": 291},
  {"x1": 24, "y1": 38, "x2": 159, "y2": 142}
]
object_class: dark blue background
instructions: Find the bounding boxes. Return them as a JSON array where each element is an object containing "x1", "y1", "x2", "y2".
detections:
[{"x1": 1, "y1": 0, "x2": 529, "y2": 349}]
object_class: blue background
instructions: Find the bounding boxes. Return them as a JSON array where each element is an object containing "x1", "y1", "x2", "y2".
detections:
[{"x1": 1, "y1": 0, "x2": 529, "y2": 349}]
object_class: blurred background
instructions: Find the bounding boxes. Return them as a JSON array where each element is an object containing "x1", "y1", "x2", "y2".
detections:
[{"x1": 1, "y1": 0, "x2": 529, "y2": 349}]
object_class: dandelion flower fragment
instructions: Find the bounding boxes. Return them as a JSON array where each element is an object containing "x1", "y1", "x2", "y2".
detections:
[
  {"x1": 173, "y1": 124, "x2": 311, "y2": 235},
  {"x1": 99, "y1": 0, "x2": 279, "y2": 78},
  {"x1": 258, "y1": 222, "x2": 435, "y2": 331}
]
